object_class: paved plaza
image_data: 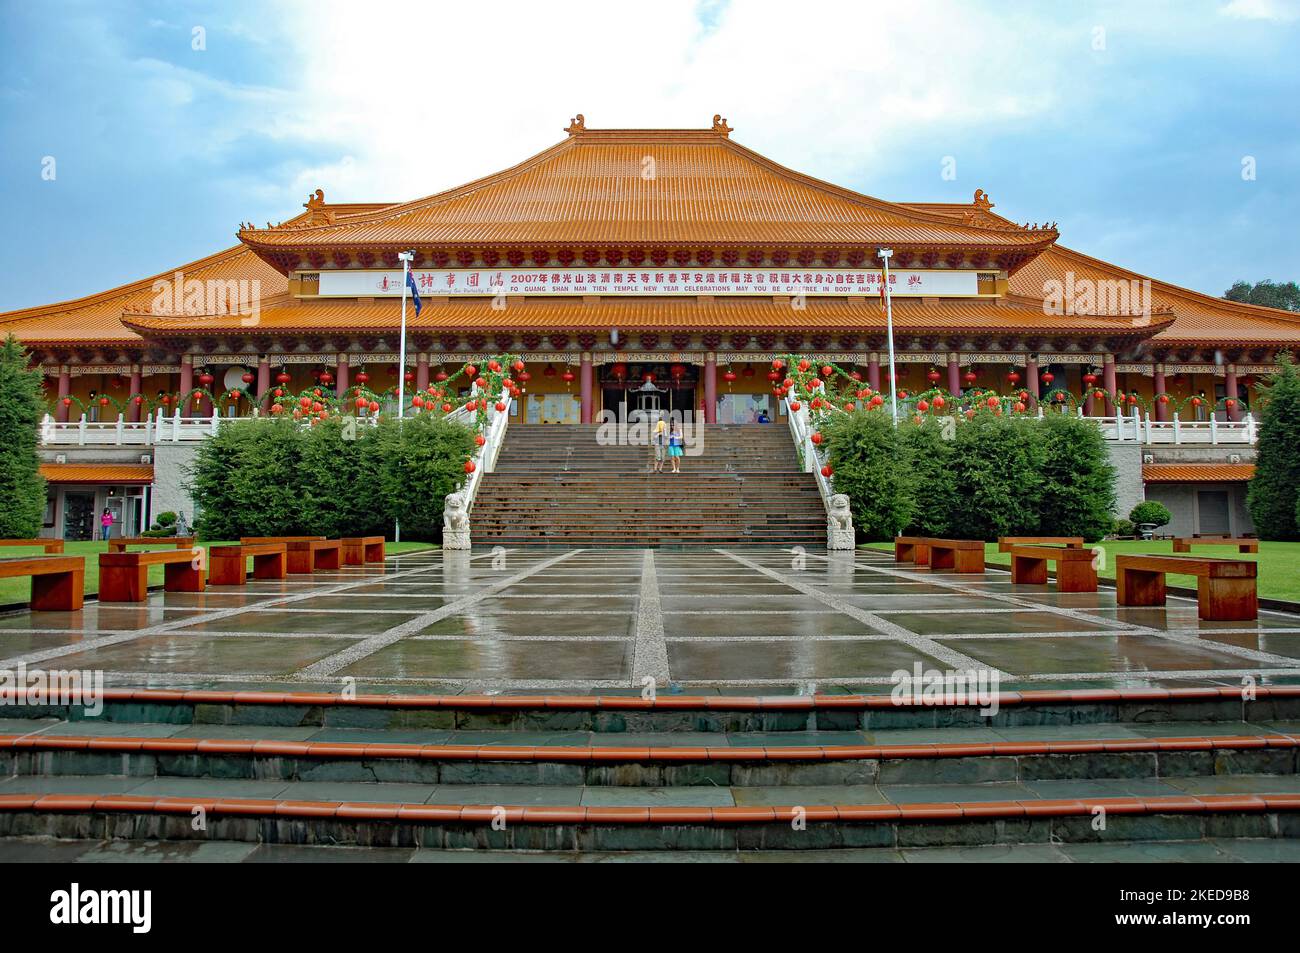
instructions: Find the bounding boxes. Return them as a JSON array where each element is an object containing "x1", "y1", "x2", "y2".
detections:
[{"x1": 1, "y1": 547, "x2": 1297, "y2": 693}]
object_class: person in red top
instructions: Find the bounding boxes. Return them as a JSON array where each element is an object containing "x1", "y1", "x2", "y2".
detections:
[{"x1": 100, "y1": 508, "x2": 114, "y2": 541}]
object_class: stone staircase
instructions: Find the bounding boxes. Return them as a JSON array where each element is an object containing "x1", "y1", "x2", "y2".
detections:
[
  {"x1": 2, "y1": 687, "x2": 1299, "y2": 860},
  {"x1": 471, "y1": 423, "x2": 827, "y2": 548}
]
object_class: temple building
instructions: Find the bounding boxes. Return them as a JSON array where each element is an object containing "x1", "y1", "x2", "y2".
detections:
[{"x1": 4, "y1": 116, "x2": 1295, "y2": 539}]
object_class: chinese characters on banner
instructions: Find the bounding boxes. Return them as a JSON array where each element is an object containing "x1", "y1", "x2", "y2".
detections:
[{"x1": 316, "y1": 268, "x2": 981, "y2": 298}]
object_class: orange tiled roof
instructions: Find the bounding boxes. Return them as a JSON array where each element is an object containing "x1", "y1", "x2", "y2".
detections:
[
  {"x1": 121, "y1": 295, "x2": 1170, "y2": 336},
  {"x1": 238, "y1": 127, "x2": 1058, "y2": 252},
  {"x1": 1142, "y1": 464, "x2": 1255, "y2": 483},
  {"x1": 39, "y1": 463, "x2": 154, "y2": 484}
]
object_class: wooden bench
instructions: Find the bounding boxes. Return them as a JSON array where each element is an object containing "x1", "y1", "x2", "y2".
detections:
[
  {"x1": 208, "y1": 543, "x2": 287, "y2": 586},
  {"x1": 1115, "y1": 554, "x2": 1257, "y2": 621},
  {"x1": 0, "y1": 555, "x2": 84, "y2": 611},
  {"x1": 285, "y1": 539, "x2": 342, "y2": 574},
  {"x1": 927, "y1": 538, "x2": 986, "y2": 573},
  {"x1": 894, "y1": 536, "x2": 931, "y2": 567},
  {"x1": 341, "y1": 536, "x2": 386, "y2": 566},
  {"x1": 1007, "y1": 545, "x2": 1098, "y2": 592},
  {"x1": 240, "y1": 536, "x2": 325, "y2": 544},
  {"x1": 0, "y1": 539, "x2": 64, "y2": 554},
  {"x1": 1173, "y1": 537, "x2": 1259, "y2": 554},
  {"x1": 98, "y1": 549, "x2": 205, "y2": 602},
  {"x1": 107, "y1": 536, "x2": 197, "y2": 553},
  {"x1": 998, "y1": 536, "x2": 1084, "y2": 553}
]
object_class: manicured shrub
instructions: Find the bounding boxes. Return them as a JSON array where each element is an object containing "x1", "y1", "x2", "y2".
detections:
[
  {"x1": 1247, "y1": 356, "x2": 1300, "y2": 540},
  {"x1": 897, "y1": 421, "x2": 956, "y2": 537},
  {"x1": 188, "y1": 415, "x2": 475, "y2": 542},
  {"x1": 821, "y1": 412, "x2": 914, "y2": 540},
  {"x1": 1128, "y1": 500, "x2": 1172, "y2": 529},
  {"x1": 0, "y1": 336, "x2": 48, "y2": 538},
  {"x1": 155, "y1": 511, "x2": 177, "y2": 527},
  {"x1": 1037, "y1": 413, "x2": 1117, "y2": 542},
  {"x1": 1112, "y1": 518, "x2": 1136, "y2": 538},
  {"x1": 947, "y1": 413, "x2": 1046, "y2": 540}
]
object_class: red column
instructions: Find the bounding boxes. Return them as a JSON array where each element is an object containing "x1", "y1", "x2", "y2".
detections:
[
  {"x1": 56, "y1": 367, "x2": 71, "y2": 422},
  {"x1": 703, "y1": 353, "x2": 717, "y2": 424},
  {"x1": 127, "y1": 365, "x2": 142, "y2": 422},
  {"x1": 1153, "y1": 364, "x2": 1168, "y2": 421},
  {"x1": 416, "y1": 353, "x2": 429, "y2": 392},
  {"x1": 179, "y1": 357, "x2": 194, "y2": 418},
  {"x1": 1103, "y1": 355, "x2": 1117, "y2": 417},
  {"x1": 256, "y1": 356, "x2": 270, "y2": 410},
  {"x1": 579, "y1": 352, "x2": 593, "y2": 423},
  {"x1": 867, "y1": 352, "x2": 881, "y2": 391},
  {"x1": 947, "y1": 353, "x2": 960, "y2": 396},
  {"x1": 336, "y1": 354, "x2": 349, "y2": 399},
  {"x1": 1025, "y1": 356, "x2": 1039, "y2": 405},
  {"x1": 1224, "y1": 364, "x2": 1239, "y2": 421}
]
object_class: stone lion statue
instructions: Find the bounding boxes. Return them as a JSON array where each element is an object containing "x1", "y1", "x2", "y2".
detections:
[
  {"x1": 827, "y1": 493, "x2": 855, "y2": 550},
  {"x1": 443, "y1": 491, "x2": 471, "y2": 549}
]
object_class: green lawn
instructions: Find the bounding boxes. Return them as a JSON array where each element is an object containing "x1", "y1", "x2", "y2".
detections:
[
  {"x1": 863, "y1": 539, "x2": 1300, "y2": 603},
  {"x1": 0, "y1": 539, "x2": 439, "y2": 607}
]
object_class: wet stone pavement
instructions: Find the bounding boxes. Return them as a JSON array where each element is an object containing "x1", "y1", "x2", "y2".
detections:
[{"x1": 1, "y1": 546, "x2": 1299, "y2": 693}]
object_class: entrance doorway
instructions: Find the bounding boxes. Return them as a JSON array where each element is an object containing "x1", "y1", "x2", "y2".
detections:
[{"x1": 63, "y1": 491, "x2": 95, "y2": 541}]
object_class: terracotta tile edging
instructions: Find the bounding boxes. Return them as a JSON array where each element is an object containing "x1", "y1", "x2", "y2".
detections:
[
  {"x1": 83, "y1": 685, "x2": 1300, "y2": 713},
  {"x1": 2, "y1": 733, "x2": 1296, "y2": 763},
  {"x1": 0, "y1": 793, "x2": 1297, "y2": 825}
]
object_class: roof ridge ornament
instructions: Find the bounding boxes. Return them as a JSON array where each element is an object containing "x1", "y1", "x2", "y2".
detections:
[
  {"x1": 712, "y1": 114, "x2": 733, "y2": 137},
  {"x1": 972, "y1": 189, "x2": 994, "y2": 210},
  {"x1": 565, "y1": 114, "x2": 586, "y2": 135},
  {"x1": 302, "y1": 189, "x2": 334, "y2": 225}
]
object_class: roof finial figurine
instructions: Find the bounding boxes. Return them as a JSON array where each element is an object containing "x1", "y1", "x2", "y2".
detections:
[
  {"x1": 302, "y1": 188, "x2": 333, "y2": 225},
  {"x1": 304, "y1": 188, "x2": 326, "y2": 212},
  {"x1": 972, "y1": 189, "x2": 995, "y2": 211},
  {"x1": 712, "y1": 114, "x2": 733, "y2": 137},
  {"x1": 566, "y1": 114, "x2": 586, "y2": 135}
]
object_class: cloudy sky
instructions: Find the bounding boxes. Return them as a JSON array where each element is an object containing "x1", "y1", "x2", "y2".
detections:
[{"x1": 1, "y1": 0, "x2": 1297, "y2": 310}]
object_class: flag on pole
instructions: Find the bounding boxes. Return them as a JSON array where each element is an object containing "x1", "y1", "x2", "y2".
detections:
[{"x1": 406, "y1": 268, "x2": 422, "y2": 316}]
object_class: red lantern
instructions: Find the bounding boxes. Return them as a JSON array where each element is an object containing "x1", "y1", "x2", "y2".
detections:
[
  {"x1": 1191, "y1": 396, "x2": 1203, "y2": 407},
  {"x1": 611, "y1": 363, "x2": 628, "y2": 380},
  {"x1": 1007, "y1": 370, "x2": 1020, "y2": 385},
  {"x1": 544, "y1": 364, "x2": 556, "y2": 377},
  {"x1": 198, "y1": 371, "x2": 214, "y2": 387},
  {"x1": 355, "y1": 396, "x2": 368, "y2": 409},
  {"x1": 933, "y1": 396, "x2": 945, "y2": 410},
  {"x1": 464, "y1": 364, "x2": 478, "y2": 378},
  {"x1": 319, "y1": 371, "x2": 333, "y2": 386},
  {"x1": 99, "y1": 396, "x2": 109, "y2": 406},
  {"x1": 898, "y1": 390, "x2": 908, "y2": 400},
  {"x1": 133, "y1": 395, "x2": 143, "y2": 405},
  {"x1": 771, "y1": 359, "x2": 784, "y2": 370},
  {"x1": 475, "y1": 434, "x2": 486, "y2": 446},
  {"x1": 986, "y1": 396, "x2": 999, "y2": 408},
  {"x1": 355, "y1": 371, "x2": 369, "y2": 385},
  {"x1": 917, "y1": 399, "x2": 930, "y2": 412},
  {"x1": 844, "y1": 402, "x2": 855, "y2": 412},
  {"x1": 466, "y1": 400, "x2": 477, "y2": 411},
  {"x1": 1014, "y1": 401, "x2": 1026, "y2": 413},
  {"x1": 276, "y1": 371, "x2": 291, "y2": 384},
  {"x1": 1053, "y1": 392, "x2": 1065, "y2": 402},
  {"x1": 161, "y1": 395, "x2": 171, "y2": 406},
  {"x1": 1041, "y1": 371, "x2": 1054, "y2": 386},
  {"x1": 512, "y1": 360, "x2": 525, "y2": 373},
  {"x1": 271, "y1": 403, "x2": 283, "y2": 414},
  {"x1": 789, "y1": 401, "x2": 801, "y2": 411},
  {"x1": 464, "y1": 460, "x2": 476, "y2": 474},
  {"x1": 434, "y1": 370, "x2": 448, "y2": 382},
  {"x1": 518, "y1": 371, "x2": 531, "y2": 382},
  {"x1": 412, "y1": 395, "x2": 424, "y2": 408},
  {"x1": 241, "y1": 371, "x2": 255, "y2": 385},
  {"x1": 850, "y1": 370, "x2": 863, "y2": 382},
  {"x1": 963, "y1": 370, "x2": 977, "y2": 384},
  {"x1": 1082, "y1": 372, "x2": 1098, "y2": 385},
  {"x1": 368, "y1": 401, "x2": 379, "y2": 413},
  {"x1": 1225, "y1": 398, "x2": 1237, "y2": 408},
  {"x1": 870, "y1": 394, "x2": 884, "y2": 408},
  {"x1": 810, "y1": 432, "x2": 823, "y2": 445},
  {"x1": 299, "y1": 396, "x2": 312, "y2": 409},
  {"x1": 767, "y1": 371, "x2": 780, "y2": 382},
  {"x1": 798, "y1": 359, "x2": 811, "y2": 372},
  {"x1": 927, "y1": 369, "x2": 941, "y2": 384},
  {"x1": 1158, "y1": 394, "x2": 1169, "y2": 404},
  {"x1": 61, "y1": 397, "x2": 72, "y2": 407},
  {"x1": 820, "y1": 465, "x2": 833, "y2": 478},
  {"x1": 488, "y1": 360, "x2": 501, "y2": 373},
  {"x1": 723, "y1": 370, "x2": 737, "y2": 383},
  {"x1": 561, "y1": 370, "x2": 576, "y2": 383},
  {"x1": 311, "y1": 401, "x2": 323, "y2": 413},
  {"x1": 441, "y1": 402, "x2": 453, "y2": 413},
  {"x1": 821, "y1": 365, "x2": 833, "y2": 377}
]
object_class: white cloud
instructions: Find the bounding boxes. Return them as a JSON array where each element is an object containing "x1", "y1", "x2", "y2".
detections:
[{"x1": 1219, "y1": 0, "x2": 1300, "y2": 21}]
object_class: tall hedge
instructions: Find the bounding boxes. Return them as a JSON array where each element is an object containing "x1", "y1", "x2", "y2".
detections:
[
  {"x1": 898, "y1": 421, "x2": 956, "y2": 537},
  {"x1": 1036, "y1": 413, "x2": 1117, "y2": 542},
  {"x1": 822, "y1": 412, "x2": 914, "y2": 539},
  {"x1": 1247, "y1": 356, "x2": 1300, "y2": 540},
  {"x1": 188, "y1": 415, "x2": 475, "y2": 541},
  {"x1": 0, "y1": 336, "x2": 49, "y2": 537},
  {"x1": 947, "y1": 413, "x2": 1046, "y2": 540}
]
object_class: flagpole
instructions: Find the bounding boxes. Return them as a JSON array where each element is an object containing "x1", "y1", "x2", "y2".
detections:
[
  {"x1": 396, "y1": 250, "x2": 414, "y2": 544},
  {"x1": 878, "y1": 247, "x2": 899, "y2": 426}
]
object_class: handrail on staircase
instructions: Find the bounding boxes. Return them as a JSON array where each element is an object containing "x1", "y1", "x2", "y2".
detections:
[{"x1": 441, "y1": 386, "x2": 511, "y2": 549}]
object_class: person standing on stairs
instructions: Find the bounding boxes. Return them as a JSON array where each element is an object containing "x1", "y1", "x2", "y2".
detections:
[
  {"x1": 668, "y1": 419, "x2": 684, "y2": 473},
  {"x1": 652, "y1": 415, "x2": 667, "y2": 473}
]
